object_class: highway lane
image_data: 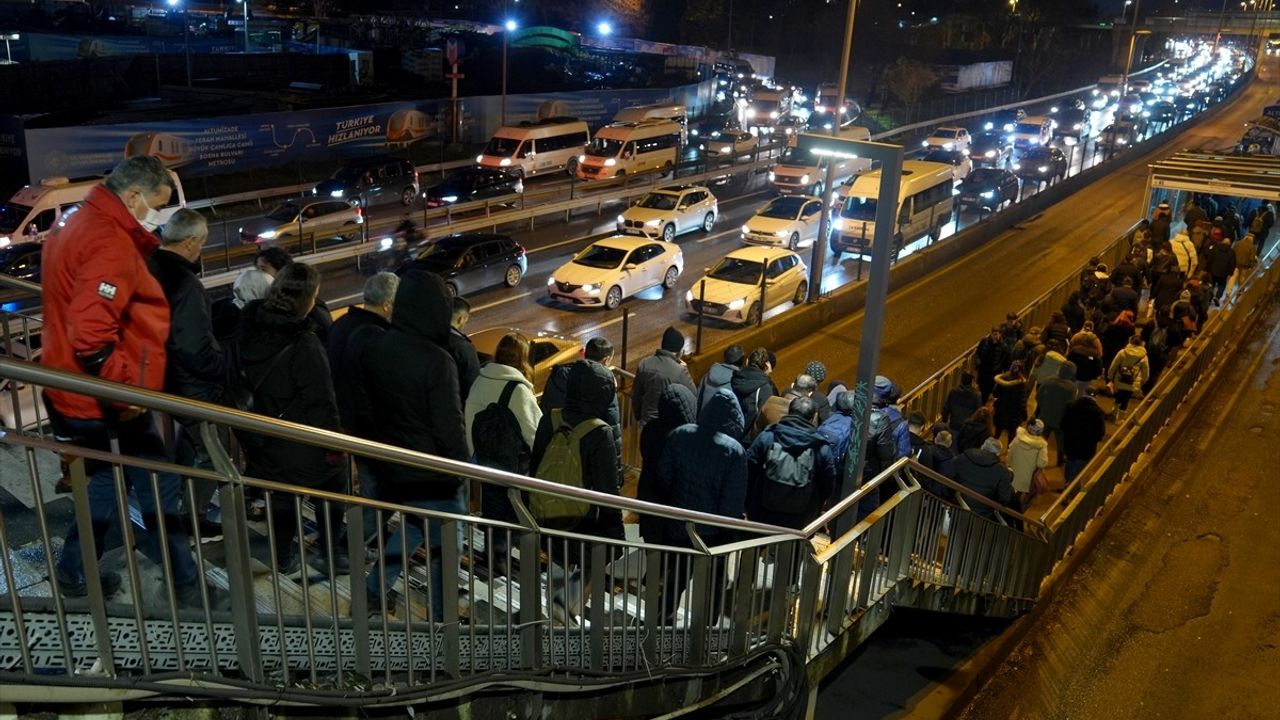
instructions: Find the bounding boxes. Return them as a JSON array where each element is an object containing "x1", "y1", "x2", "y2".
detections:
[{"x1": 768, "y1": 57, "x2": 1275, "y2": 393}]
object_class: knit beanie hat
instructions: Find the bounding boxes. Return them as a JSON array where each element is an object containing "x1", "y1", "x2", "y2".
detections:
[
  {"x1": 981, "y1": 437, "x2": 1002, "y2": 455},
  {"x1": 661, "y1": 326, "x2": 685, "y2": 353},
  {"x1": 1027, "y1": 419, "x2": 1045, "y2": 436},
  {"x1": 805, "y1": 360, "x2": 827, "y2": 383}
]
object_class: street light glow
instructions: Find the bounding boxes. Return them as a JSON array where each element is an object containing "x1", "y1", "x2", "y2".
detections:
[
  {"x1": 166, "y1": 0, "x2": 179, "y2": 6},
  {"x1": 597, "y1": 22, "x2": 612, "y2": 36},
  {"x1": 505, "y1": 19, "x2": 518, "y2": 32}
]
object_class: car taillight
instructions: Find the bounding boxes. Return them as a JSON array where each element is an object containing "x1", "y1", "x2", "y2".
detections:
[
  {"x1": 354, "y1": 207, "x2": 363, "y2": 221},
  {"x1": 414, "y1": 170, "x2": 420, "y2": 184},
  {"x1": 516, "y1": 246, "x2": 525, "y2": 256}
]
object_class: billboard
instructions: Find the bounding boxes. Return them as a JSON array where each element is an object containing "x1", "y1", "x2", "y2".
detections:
[{"x1": 21, "y1": 80, "x2": 714, "y2": 182}]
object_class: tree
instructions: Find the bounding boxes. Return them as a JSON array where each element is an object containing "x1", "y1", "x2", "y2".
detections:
[{"x1": 882, "y1": 57, "x2": 938, "y2": 122}]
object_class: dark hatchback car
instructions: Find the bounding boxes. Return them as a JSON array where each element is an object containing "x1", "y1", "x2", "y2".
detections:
[
  {"x1": 0, "y1": 242, "x2": 42, "y2": 283},
  {"x1": 1012, "y1": 146, "x2": 1068, "y2": 184},
  {"x1": 425, "y1": 168, "x2": 524, "y2": 208},
  {"x1": 1052, "y1": 108, "x2": 1091, "y2": 141},
  {"x1": 956, "y1": 168, "x2": 1020, "y2": 211},
  {"x1": 968, "y1": 131, "x2": 1013, "y2": 166},
  {"x1": 312, "y1": 158, "x2": 421, "y2": 207},
  {"x1": 396, "y1": 233, "x2": 528, "y2": 298}
]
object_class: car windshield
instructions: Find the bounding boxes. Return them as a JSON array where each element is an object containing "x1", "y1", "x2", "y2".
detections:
[
  {"x1": 266, "y1": 204, "x2": 299, "y2": 222},
  {"x1": 968, "y1": 169, "x2": 1003, "y2": 185},
  {"x1": 573, "y1": 244, "x2": 627, "y2": 269},
  {"x1": 923, "y1": 151, "x2": 955, "y2": 164},
  {"x1": 936, "y1": 129, "x2": 961, "y2": 139},
  {"x1": 841, "y1": 196, "x2": 878, "y2": 221},
  {"x1": 635, "y1": 193, "x2": 679, "y2": 211},
  {"x1": 586, "y1": 137, "x2": 625, "y2": 157},
  {"x1": 0, "y1": 244, "x2": 37, "y2": 267},
  {"x1": 0, "y1": 203, "x2": 33, "y2": 234},
  {"x1": 777, "y1": 146, "x2": 808, "y2": 165},
  {"x1": 708, "y1": 256, "x2": 763, "y2": 284},
  {"x1": 484, "y1": 136, "x2": 520, "y2": 157},
  {"x1": 1014, "y1": 122, "x2": 1042, "y2": 134},
  {"x1": 413, "y1": 242, "x2": 461, "y2": 266},
  {"x1": 331, "y1": 166, "x2": 373, "y2": 184},
  {"x1": 759, "y1": 196, "x2": 806, "y2": 219}
]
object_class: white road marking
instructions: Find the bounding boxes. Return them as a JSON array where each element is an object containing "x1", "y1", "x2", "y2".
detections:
[{"x1": 472, "y1": 290, "x2": 532, "y2": 313}]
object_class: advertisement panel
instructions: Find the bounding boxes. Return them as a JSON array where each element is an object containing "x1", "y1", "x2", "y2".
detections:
[{"x1": 22, "y1": 81, "x2": 713, "y2": 182}]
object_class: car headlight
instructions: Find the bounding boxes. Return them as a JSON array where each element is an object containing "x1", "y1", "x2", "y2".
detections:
[
  {"x1": 1073, "y1": 123, "x2": 1082, "y2": 130},
  {"x1": 746, "y1": 109, "x2": 756, "y2": 118},
  {"x1": 720, "y1": 147, "x2": 731, "y2": 154},
  {"x1": 617, "y1": 214, "x2": 626, "y2": 224},
  {"x1": 984, "y1": 150, "x2": 995, "y2": 158},
  {"x1": 1030, "y1": 137, "x2": 1040, "y2": 145},
  {"x1": 330, "y1": 189, "x2": 344, "y2": 198},
  {"x1": 922, "y1": 140, "x2": 930, "y2": 147},
  {"x1": 499, "y1": 158, "x2": 512, "y2": 166},
  {"x1": 691, "y1": 129, "x2": 699, "y2": 137},
  {"x1": 768, "y1": 171, "x2": 776, "y2": 181},
  {"x1": 476, "y1": 154, "x2": 484, "y2": 162},
  {"x1": 442, "y1": 195, "x2": 458, "y2": 203},
  {"x1": 1118, "y1": 138, "x2": 1128, "y2": 145},
  {"x1": 1012, "y1": 163, "x2": 1022, "y2": 170},
  {"x1": 700, "y1": 144, "x2": 707, "y2": 150},
  {"x1": 1037, "y1": 165, "x2": 1048, "y2": 173},
  {"x1": 984, "y1": 122, "x2": 994, "y2": 131},
  {"x1": 727, "y1": 298, "x2": 747, "y2": 311},
  {"x1": 775, "y1": 230, "x2": 789, "y2": 237},
  {"x1": 547, "y1": 276, "x2": 556, "y2": 285},
  {"x1": 833, "y1": 218, "x2": 844, "y2": 231},
  {"x1": 980, "y1": 191, "x2": 995, "y2": 198},
  {"x1": 0, "y1": 236, "x2": 10, "y2": 247},
  {"x1": 800, "y1": 174, "x2": 810, "y2": 184},
  {"x1": 605, "y1": 158, "x2": 617, "y2": 166},
  {"x1": 578, "y1": 154, "x2": 586, "y2": 163},
  {"x1": 378, "y1": 237, "x2": 394, "y2": 250},
  {"x1": 944, "y1": 142, "x2": 953, "y2": 149},
  {"x1": 582, "y1": 284, "x2": 600, "y2": 295},
  {"x1": 770, "y1": 111, "x2": 779, "y2": 119},
  {"x1": 685, "y1": 290, "x2": 694, "y2": 302},
  {"x1": 741, "y1": 224, "x2": 752, "y2": 234},
  {"x1": 645, "y1": 219, "x2": 661, "y2": 227},
  {"x1": 258, "y1": 230, "x2": 277, "y2": 240}
]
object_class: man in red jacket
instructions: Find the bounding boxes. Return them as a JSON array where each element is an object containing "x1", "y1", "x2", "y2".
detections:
[{"x1": 42, "y1": 156, "x2": 201, "y2": 605}]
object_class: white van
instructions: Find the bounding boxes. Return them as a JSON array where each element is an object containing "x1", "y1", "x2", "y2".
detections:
[
  {"x1": 477, "y1": 117, "x2": 590, "y2": 178},
  {"x1": 829, "y1": 160, "x2": 955, "y2": 259},
  {"x1": 0, "y1": 170, "x2": 187, "y2": 248},
  {"x1": 613, "y1": 103, "x2": 688, "y2": 142},
  {"x1": 770, "y1": 125, "x2": 872, "y2": 196},
  {"x1": 1008, "y1": 115, "x2": 1054, "y2": 149},
  {"x1": 577, "y1": 120, "x2": 682, "y2": 180}
]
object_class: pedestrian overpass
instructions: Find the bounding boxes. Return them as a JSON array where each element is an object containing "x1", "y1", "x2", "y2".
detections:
[{"x1": 2, "y1": 185, "x2": 1279, "y2": 718}]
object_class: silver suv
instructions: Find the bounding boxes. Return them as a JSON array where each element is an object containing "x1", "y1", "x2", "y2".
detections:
[{"x1": 616, "y1": 185, "x2": 718, "y2": 242}]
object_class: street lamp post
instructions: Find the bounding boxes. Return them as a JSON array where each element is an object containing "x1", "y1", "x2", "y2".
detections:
[
  {"x1": 809, "y1": 0, "x2": 859, "y2": 300},
  {"x1": 166, "y1": 0, "x2": 192, "y2": 87},
  {"x1": 2, "y1": 32, "x2": 17, "y2": 64},
  {"x1": 238, "y1": 0, "x2": 249, "y2": 53},
  {"x1": 501, "y1": 18, "x2": 517, "y2": 126},
  {"x1": 1121, "y1": 0, "x2": 1147, "y2": 98}
]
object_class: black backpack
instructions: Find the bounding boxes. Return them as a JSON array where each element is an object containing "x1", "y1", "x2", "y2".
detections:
[
  {"x1": 760, "y1": 442, "x2": 817, "y2": 516},
  {"x1": 471, "y1": 380, "x2": 530, "y2": 474}
]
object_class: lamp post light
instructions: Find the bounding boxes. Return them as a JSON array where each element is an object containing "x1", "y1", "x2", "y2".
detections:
[
  {"x1": 165, "y1": 0, "x2": 192, "y2": 87},
  {"x1": 501, "y1": 18, "x2": 517, "y2": 126},
  {"x1": 2, "y1": 32, "x2": 17, "y2": 64},
  {"x1": 238, "y1": 0, "x2": 249, "y2": 53},
  {"x1": 596, "y1": 21, "x2": 612, "y2": 37},
  {"x1": 1121, "y1": 0, "x2": 1146, "y2": 97}
]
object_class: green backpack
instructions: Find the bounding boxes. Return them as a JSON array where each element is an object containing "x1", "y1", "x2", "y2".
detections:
[{"x1": 530, "y1": 409, "x2": 609, "y2": 527}]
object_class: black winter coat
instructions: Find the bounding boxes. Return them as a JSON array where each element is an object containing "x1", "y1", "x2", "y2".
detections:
[
  {"x1": 636, "y1": 384, "x2": 697, "y2": 542},
  {"x1": 745, "y1": 415, "x2": 837, "y2": 528},
  {"x1": 1061, "y1": 396, "x2": 1108, "y2": 461},
  {"x1": 541, "y1": 360, "x2": 623, "y2": 471},
  {"x1": 658, "y1": 390, "x2": 747, "y2": 545},
  {"x1": 1203, "y1": 241, "x2": 1237, "y2": 280},
  {"x1": 238, "y1": 300, "x2": 341, "y2": 487},
  {"x1": 731, "y1": 366, "x2": 778, "y2": 434},
  {"x1": 991, "y1": 374, "x2": 1028, "y2": 431},
  {"x1": 531, "y1": 360, "x2": 625, "y2": 539},
  {"x1": 942, "y1": 383, "x2": 981, "y2": 433},
  {"x1": 325, "y1": 305, "x2": 388, "y2": 436},
  {"x1": 447, "y1": 327, "x2": 482, "y2": 404},
  {"x1": 974, "y1": 336, "x2": 1012, "y2": 379},
  {"x1": 953, "y1": 448, "x2": 1014, "y2": 520},
  {"x1": 633, "y1": 349, "x2": 696, "y2": 423},
  {"x1": 148, "y1": 249, "x2": 229, "y2": 404},
  {"x1": 362, "y1": 271, "x2": 470, "y2": 501}
]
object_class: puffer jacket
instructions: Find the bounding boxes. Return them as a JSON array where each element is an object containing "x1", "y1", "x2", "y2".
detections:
[
  {"x1": 531, "y1": 360, "x2": 626, "y2": 539},
  {"x1": 746, "y1": 415, "x2": 837, "y2": 528},
  {"x1": 952, "y1": 448, "x2": 1015, "y2": 520},
  {"x1": 637, "y1": 384, "x2": 698, "y2": 542},
  {"x1": 1107, "y1": 344, "x2": 1150, "y2": 393},
  {"x1": 464, "y1": 361, "x2": 541, "y2": 457},
  {"x1": 658, "y1": 391, "x2": 747, "y2": 545},
  {"x1": 1006, "y1": 426, "x2": 1048, "y2": 493},
  {"x1": 362, "y1": 271, "x2": 470, "y2": 501},
  {"x1": 991, "y1": 373, "x2": 1029, "y2": 431},
  {"x1": 1170, "y1": 231, "x2": 1199, "y2": 277},
  {"x1": 238, "y1": 300, "x2": 341, "y2": 487},
  {"x1": 41, "y1": 185, "x2": 170, "y2": 420}
]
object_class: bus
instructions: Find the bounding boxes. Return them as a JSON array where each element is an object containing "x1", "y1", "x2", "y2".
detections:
[{"x1": 829, "y1": 160, "x2": 955, "y2": 259}]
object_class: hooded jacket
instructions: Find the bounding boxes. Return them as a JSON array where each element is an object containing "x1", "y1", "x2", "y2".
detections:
[
  {"x1": 658, "y1": 391, "x2": 747, "y2": 545},
  {"x1": 1203, "y1": 240, "x2": 1237, "y2": 280},
  {"x1": 1107, "y1": 344, "x2": 1150, "y2": 393},
  {"x1": 731, "y1": 364, "x2": 778, "y2": 435},
  {"x1": 1035, "y1": 365, "x2": 1079, "y2": 428},
  {"x1": 238, "y1": 300, "x2": 341, "y2": 487},
  {"x1": 637, "y1": 384, "x2": 698, "y2": 542},
  {"x1": 41, "y1": 185, "x2": 170, "y2": 420},
  {"x1": 746, "y1": 415, "x2": 837, "y2": 528},
  {"x1": 953, "y1": 447, "x2": 1015, "y2": 520},
  {"x1": 942, "y1": 383, "x2": 982, "y2": 433},
  {"x1": 464, "y1": 361, "x2": 541, "y2": 457},
  {"x1": 147, "y1": 247, "x2": 229, "y2": 405},
  {"x1": 1170, "y1": 231, "x2": 1199, "y2": 277},
  {"x1": 1006, "y1": 426, "x2": 1048, "y2": 493},
  {"x1": 362, "y1": 271, "x2": 470, "y2": 501},
  {"x1": 541, "y1": 359, "x2": 623, "y2": 469},
  {"x1": 697, "y1": 362, "x2": 741, "y2": 417},
  {"x1": 633, "y1": 348, "x2": 696, "y2": 423},
  {"x1": 325, "y1": 305, "x2": 389, "y2": 436},
  {"x1": 991, "y1": 373, "x2": 1028, "y2": 430},
  {"x1": 1234, "y1": 234, "x2": 1258, "y2": 271},
  {"x1": 531, "y1": 360, "x2": 625, "y2": 539}
]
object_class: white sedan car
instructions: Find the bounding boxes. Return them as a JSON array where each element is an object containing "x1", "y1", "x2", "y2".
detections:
[
  {"x1": 701, "y1": 130, "x2": 759, "y2": 158},
  {"x1": 548, "y1": 235, "x2": 684, "y2": 310},
  {"x1": 923, "y1": 126, "x2": 972, "y2": 153},
  {"x1": 616, "y1": 185, "x2": 718, "y2": 242},
  {"x1": 684, "y1": 246, "x2": 808, "y2": 326},
  {"x1": 740, "y1": 195, "x2": 826, "y2": 250}
]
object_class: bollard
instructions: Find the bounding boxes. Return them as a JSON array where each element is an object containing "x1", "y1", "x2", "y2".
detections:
[
  {"x1": 695, "y1": 279, "x2": 707, "y2": 355},
  {"x1": 620, "y1": 307, "x2": 630, "y2": 372},
  {"x1": 758, "y1": 261, "x2": 767, "y2": 328}
]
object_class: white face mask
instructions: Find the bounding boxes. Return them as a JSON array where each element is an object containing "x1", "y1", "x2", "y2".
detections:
[{"x1": 140, "y1": 206, "x2": 163, "y2": 232}]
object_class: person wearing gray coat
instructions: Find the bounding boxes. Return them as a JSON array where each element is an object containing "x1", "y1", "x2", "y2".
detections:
[
  {"x1": 1035, "y1": 362, "x2": 1078, "y2": 466},
  {"x1": 633, "y1": 326, "x2": 696, "y2": 425}
]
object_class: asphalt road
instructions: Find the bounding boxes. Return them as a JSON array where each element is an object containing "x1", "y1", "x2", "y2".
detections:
[{"x1": 957, "y1": 292, "x2": 1280, "y2": 720}]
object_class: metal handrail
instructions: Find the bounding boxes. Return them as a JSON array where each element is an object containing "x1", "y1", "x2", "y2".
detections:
[{"x1": 0, "y1": 357, "x2": 799, "y2": 540}]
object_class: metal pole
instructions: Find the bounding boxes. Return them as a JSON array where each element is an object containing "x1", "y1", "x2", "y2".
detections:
[
  {"x1": 184, "y1": 8, "x2": 192, "y2": 87},
  {"x1": 810, "y1": 0, "x2": 860, "y2": 302},
  {"x1": 834, "y1": 144, "x2": 903, "y2": 529},
  {"x1": 620, "y1": 308, "x2": 629, "y2": 372},
  {"x1": 696, "y1": 279, "x2": 706, "y2": 354},
  {"x1": 1120, "y1": 0, "x2": 1142, "y2": 96},
  {"x1": 1213, "y1": 0, "x2": 1230, "y2": 55},
  {"x1": 501, "y1": 33, "x2": 508, "y2": 126},
  {"x1": 243, "y1": 0, "x2": 249, "y2": 53}
]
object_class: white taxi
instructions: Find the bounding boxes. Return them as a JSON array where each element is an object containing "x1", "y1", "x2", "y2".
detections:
[
  {"x1": 740, "y1": 195, "x2": 825, "y2": 250},
  {"x1": 684, "y1": 246, "x2": 809, "y2": 326}
]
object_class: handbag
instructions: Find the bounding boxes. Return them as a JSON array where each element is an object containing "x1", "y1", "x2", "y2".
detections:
[{"x1": 1031, "y1": 467, "x2": 1051, "y2": 495}]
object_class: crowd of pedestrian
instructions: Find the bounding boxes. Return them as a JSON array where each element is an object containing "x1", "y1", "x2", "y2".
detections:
[{"x1": 36, "y1": 159, "x2": 1264, "y2": 620}]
